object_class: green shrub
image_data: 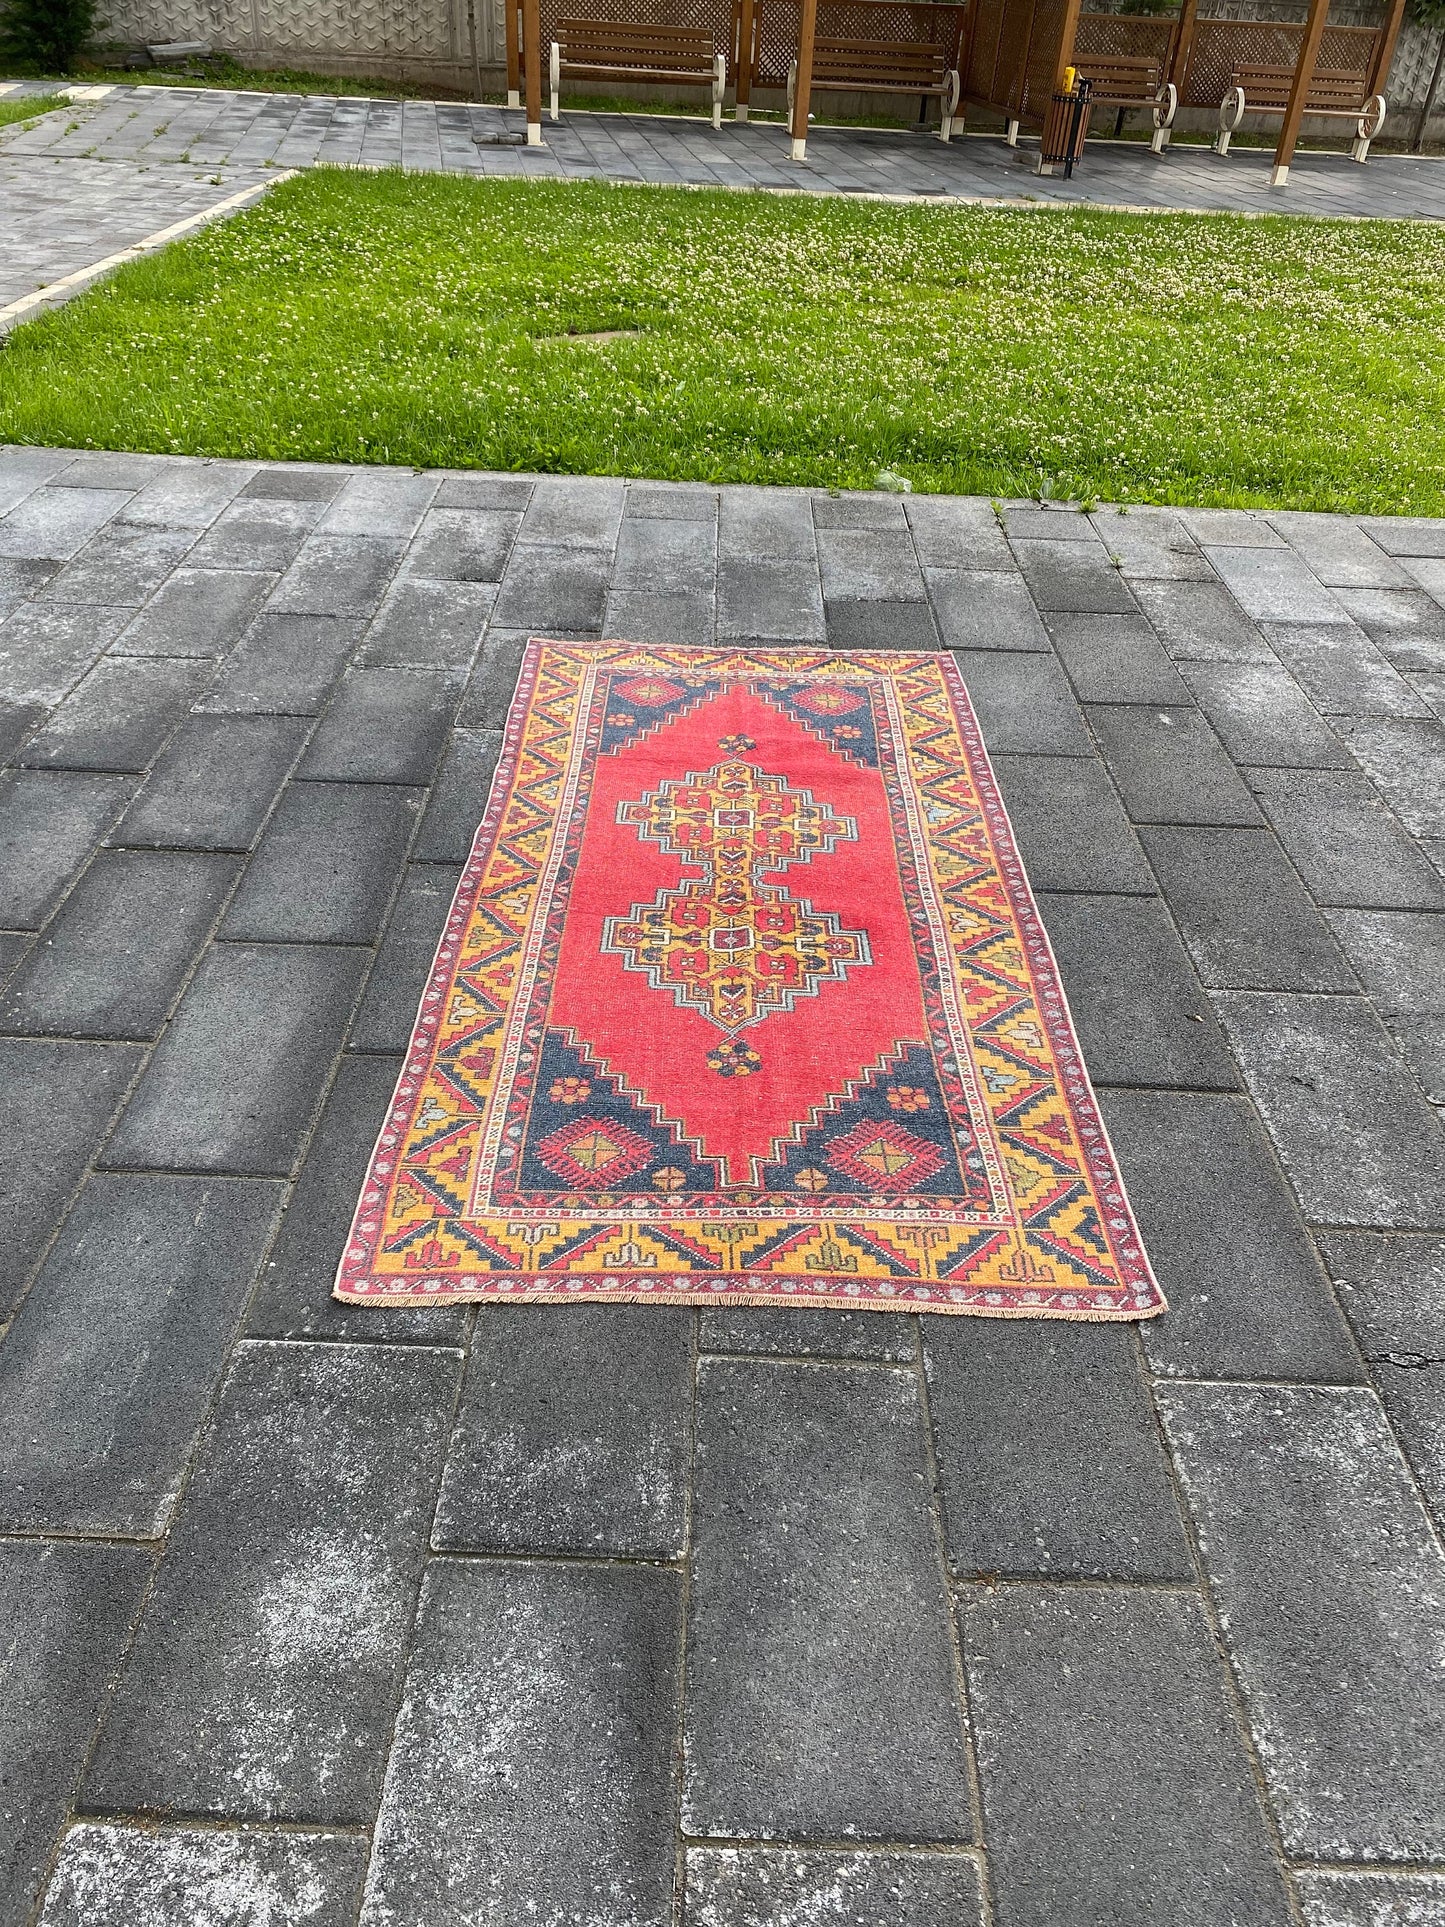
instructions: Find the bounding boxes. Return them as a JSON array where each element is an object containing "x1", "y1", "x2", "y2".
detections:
[{"x1": 0, "y1": 0, "x2": 99, "y2": 73}]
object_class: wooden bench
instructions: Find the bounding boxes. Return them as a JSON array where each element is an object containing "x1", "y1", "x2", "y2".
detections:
[
  {"x1": 1072, "y1": 51, "x2": 1179, "y2": 154},
  {"x1": 549, "y1": 20, "x2": 727, "y2": 129},
  {"x1": 788, "y1": 37, "x2": 962, "y2": 141},
  {"x1": 1215, "y1": 62, "x2": 1386, "y2": 161}
]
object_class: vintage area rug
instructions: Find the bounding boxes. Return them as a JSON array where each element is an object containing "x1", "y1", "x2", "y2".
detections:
[{"x1": 337, "y1": 642, "x2": 1163, "y2": 1319}]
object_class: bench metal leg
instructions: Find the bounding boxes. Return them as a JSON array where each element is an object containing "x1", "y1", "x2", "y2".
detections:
[
  {"x1": 549, "y1": 41, "x2": 560, "y2": 122},
  {"x1": 939, "y1": 68, "x2": 960, "y2": 142},
  {"x1": 713, "y1": 52, "x2": 726, "y2": 131},
  {"x1": 1353, "y1": 95, "x2": 1386, "y2": 161},
  {"x1": 1150, "y1": 82, "x2": 1176, "y2": 154},
  {"x1": 1214, "y1": 85, "x2": 1245, "y2": 156}
]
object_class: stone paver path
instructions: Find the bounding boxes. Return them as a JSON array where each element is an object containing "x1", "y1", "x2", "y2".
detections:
[{"x1": 1, "y1": 447, "x2": 1444, "y2": 1926}]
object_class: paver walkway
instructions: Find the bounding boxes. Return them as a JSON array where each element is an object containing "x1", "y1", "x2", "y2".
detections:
[{"x1": 1, "y1": 448, "x2": 1444, "y2": 1927}]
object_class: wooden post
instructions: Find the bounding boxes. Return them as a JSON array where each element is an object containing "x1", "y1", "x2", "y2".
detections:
[
  {"x1": 505, "y1": 0, "x2": 521, "y2": 108},
  {"x1": 523, "y1": 0, "x2": 543, "y2": 143},
  {"x1": 736, "y1": 0, "x2": 755, "y2": 118},
  {"x1": 1171, "y1": 0, "x2": 1200, "y2": 95},
  {"x1": 1271, "y1": 0, "x2": 1331, "y2": 184},
  {"x1": 791, "y1": 0, "x2": 819, "y2": 159},
  {"x1": 1365, "y1": 0, "x2": 1408, "y2": 98}
]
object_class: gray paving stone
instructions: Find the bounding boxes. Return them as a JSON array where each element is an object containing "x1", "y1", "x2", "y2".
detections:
[
  {"x1": 51, "y1": 454, "x2": 165, "y2": 493},
  {"x1": 0, "y1": 448, "x2": 80, "y2": 516},
  {"x1": 456, "y1": 630, "x2": 526, "y2": 730},
  {"x1": 405, "y1": 506, "x2": 519, "y2": 581},
  {"x1": 40, "y1": 523, "x2": 197, "y2": 606},
  {"x1": 0, "y1": 556, "x2": 56, "y2": 621},
  {"x1": 685, "y1": 1848, "x2": 985, "y2": 1927},
  {"x1": 923, "y1": 1318, "x2": 1190, "y2": 1579},
  {"x1": 0, "y1": 487, "x2": 131, "y2": 560},
  {"x1": 952, "y1": 651, "x2": 1092, "y2": 755},
  {"x1": 1012, "y1": 538, "x2": 1137, "y2": 615},
  {"x1": 1101, "y1": 1088, "x2": 1361, "y2": 1382},
  {"x1": 1092, "y1": 505, "x2": 1212, "y2": 581},
  {"x1": 197, "y1": 611, "x2": 362, "y2": 716},
  {"x1": 103, "y1": 942, "x2": 365, "y2": 1177},
  {"x1": 1295, "y1": 1870, "x2": 1445, "y2": 1927},
  {"x1": 1140, "y1": 825, "x2": 1354, "y2": 991},
  {"x1": 491, "y1": 543, "x2": 608, "y2": 632},
  {"x1": 413, "y1": 728, "x2": 501, "y2": 861},
  {"x1": 112, "y1": 568, "x2": 275, "y2": 658},
  {"x1": 814, "y1": 495, "x2": 908, "y2": 530},
  {"x1": 433, "y1": 473, "x2": 535, "y2": 511},
  {"x1": 925, "y1": 569, "x2": 1049, "y2": 651},
  {"x1": 1267, "y1": 512, "x2": 1415, "y2": 589},
  {"x1": 626, "y1": 480, "x2": 716, "y2": 520},
  {"x1": 718, "y1": 556, "x2": 826, "y2": 642},
  {"x1": 1403, "y1": 556, "x2": 1445, "y2": 606},
  {"x1": 269, "y1": 535, "x2": 405, "y2": 618},
  {"x1": 317, "y1": 469, "x2": 438, "y2": 539},
  {"x1": 1129, "y1": 579, "x2": 1273, "y2": 663},
  {"x1": 1338, "y1": 717, "x2": 1445, "y2": 840},
  {"x1": 222, "y1": 782, "x2": 419, "y2": 945},
  {"x1": 962, "y1": 1587, "x2": 1293, "y2": 1927},
  {"x1": 0, "y1": 768, "x2": 134, "y2": 926},
  {"x1": 0, "y1": 849, "x2": 238, "y2": 1040},
  {"x1": 1086, "y1": 705, "x2": 1262, "y2": 826},
  {"x1": 1248, "y1": 768, "x2": 1444, "y2": 910},
  {"x1": 989, "y1": 753, "x2": 1155, "y2": 894},
  {"x1": 1003, "y1": 504, "x2": 1102, "y2": 544},
  {"x1": 817, "y1": 528, "x2": 926, "y2": 603},
  {"x1": 112, "y1": 713, "x2": 309, "y2": 852},
  {"x1": 699, "y1": 1306, "x2": 917, "y2": 1360},
  {"x1": 361, "y1": 1557, "x2": 679, "y2": 1927},
  {"x1": 0, "y1": 697, "x2": 42, "y2": 763},
  {"x1": 182, "y1": 494, "x2": 323, "y2": 573},
  {"x1": 1045, "y1": 612, "x2": 1191, "y2": 704},
  {"x1": 605, "y1": 587, "x2": 715, "y2": 644},
  {"x1": 22, "y1": 658, "x2": 212, "y2": 774},
  {"x1": 825, "y1": 598, "x2": 939, "y2": 650},
  {"x1": 358, "y1": 577, "x2": 494, "y2": 669},
  {"x1": 907, "y1": 494, "x2": 1014, "y2": 569},
  {"x1": 685, "y1": 1358, "x2": 971, "y2": 1842},
  {"x1": 613, "y1": 513, "x2": 715, "y2": 593},
  {"x1": 0, "y1": 1543, "x2": 151, "y2": 1927},
  {"x1": 1037, "y1": 893, "x2": 1238, "y2": 1089},
  {"x1": 118, "y1": 461, "x2": 252, "y2": 530},
  {"x1": 0, "y1": 1173, "x2": 283, "y2": 1535},
  {"x1": 349, "y1": 862, "x2": 460, "y2": 1053},
  {"x1": 1179, "y1": 659, "x2": 1349, "y2": 768},
  {"x1": 0, "y1": 931, "x2": 29, "y2": 989},
  {"x1": 1358, "y1": 517, "x2": 1445, "y2": 560},
  {"x1": 0, "y1": 602, "x2": 131, "y2": 707},
  {"x1": 241, "y1": 465, "x2": 346, "y2": 502},
  {"x1": 1335, "y1": 587, "x2": 1445, "y2": 673},
  {"x1": 719, "y1": 486, "x2": 816, "y2": 560},
  {"x1": 1204, "y1": 543, "x2": 1349, "y2": 624},
  {"x1": 517, "y1": 474, "x2": 624, "y2": 549},
  {"x1": 435, "y1": 1305, "x2": 691, "y2": 1557},
  {"x1": 84, "y1": 1340, "x2": 460, "y2": 1823},
  {"x1": 1325, "y1": 908, "x2": 1445, "y2": 1104},
  {"x1": 1214, "y1": 991, "x2": 1445, "y2": 1229},
  {"x1": 1266, "y1": 623, "x2": 1433, "y2": 720},
  {"x1": 36, "y1": 1825, "x2": 368, "y2": 1927},
  {"x1": 1158, "y1": 1382, "x2": 1445, "y2": 1860}
]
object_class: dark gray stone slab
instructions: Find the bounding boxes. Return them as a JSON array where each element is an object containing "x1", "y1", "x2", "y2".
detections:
[
  {"x1": 221, "y1": 781, "x2": 420, "y2": 944},
  {"x1": 517, "y1": 474, "x2": 624, "y2": 549},
  {"x1": 685, "y1": 1358, "x2": 971, "y2": 1842},
  {"x1": 1296, "y1": 1870, "x2": 1445, "y2": 1927},
  {"x1": 491, "y1": 544, "x2": 607, "y2": 632},
  {"x1": 1214, "y1": 991, "x2": 1445, "y2": 1228},
  {"x1": 119, "y1": 462, "x2": 252, "y2": 530},
  {"x1": 405, "y1": 506, "x2": 519, "y2": 581},
  {"x1": 1268, "y1": 513, "x2": 1413, "y2": 590},
  {"x1": 1358, "y1": 518, "x2": 1445, "y2": 561},
  {"x1": 924, "y1": 1318, "x2": 1189, "y2": 1578},
  {"x1": 41, "y1": 523, "x2": 196, "y2": 607},
  {"x1": 361, "y1": 1557, "x2": 678, "y2": 1927},
  {"x1": 181, "y1": 495, "x2": 323, "y2": 573},
  {"x1": 925, "y1": 570, "x2": 1049, "y2": 652},
  {"x1": 457, "y1": 631, "x2": 526, "y2": 731},
  {"x1": 197, "y1": 613, "x2": 363, "y2": 715},
  {"x1": 685, "y1": 1848, "x2": 985, "y2": 1927},
  {"x1": 0, "y1": 849, "x2": 238, "y2": 1039},
  {"x1": 0, "y1": 603, "x2": 130, "y2": 707},
  {"x1": 1326, "y1": 908, "x2": 1445, "y2": 1104},
  {"x1": 1250, "y1": 768, "x2": 1444, "y2": 911},
  {"x1": 1102, "y1": 1088, "x2": 1361, "y2": 1383},
  {"x1": 627, "y1": 481, "x2": 717, "y2": 520},
  {"x1": 50, "y1": 454, "x2": 164, "y2": 494},
  {"x1": 719, "y1": 487, "x2": 816, "y2": 561},
  {"x1": 241, "y1": 465, "x2": 347, "y2": 502},
  {"x1": 1158, "y1": 1382, "x2": 1445, "y2": 1860},
  {"x1": 268, "y1": 536, "x2": 405, "y2": 618},
  {"x1": 1140, "y1": 825, "x2": 1354, "y2": 991},
  {"x1": 718, "y1": 556, "x2": 826, "y2": 642},
  {"x1": 604, "y1": 588, "x2": 714, "y2": 645},
  {"x1": 112, "y1": 568, "x2": 274, "y2": 659},
  {"x1": 1338, "y1": 717, "x2": 1445, "y2": 840},
  {"x1": 36, "y1": 1825, "x2": 368, "y2": 1927},
  {"x1": 1037, "y1": 893, "x2": 1238, "y2": 1089},
  {"x1": 435, "y1": 1305, "x2": 691, "y2": 1557},
  {"x1": 1265, "y1": 623, "x2": 1432, "y2": 720},
  {"x1": 0, "y1": 1173, "x2": 283, "y2": 1534},
  {"x1": 1204, "y1": 544, "x2": 1349, "y2": 624},
  {"x1": 1046, "y1": 612, "x2": 1190, "y2": 704},
  {"x1": 962, "y1": 1587, "x2": 1293, "y2": 1927},
  {"x1": 699, "y1": 1306, "x2": 916, "y2": 1360},
  {"x1": 1336, "y1": 587, "x2": 1445, "y2": 672},
  {"x1": 1086, "y1": 705, "x2": 1262, "y2": 826},
  {"x1": 1004, "y1": 505, "x2": 1102, "y2": 544},
  {"x1": 1012, "y1": 539, "x2": 1136, "y2": 615},
  {"x1": 111, "y1": 714, "x2": 310, "y2": 852},
  {"x1": 358, "y1": 578, "x2": 494, "y2": 669},
  {"x1": 0, "y1": 932, "x2": 29, "y2": 988},
  {"x1": 434, "y1": 473, "x2": 535, "y2": 512},
  {"x1": 349, "y1": 862, "x2": 460, "y2": 1054},
  {"x1": 20, "y1": 659, "x2": 212, "y2": 772},
  {"x1": 1093, "y1": 506, "x2": 1211, "y2": 582},
  {"x1": 413, "y1": 728, "x2": 501, "y2": 862},
  {"x1": 952, "y1": 651, "x2": 1092, "y2": 755},
  {"x1": 1179, "y1": 659, "x2": 1349, "y2": 769},
  {"x1": 992, "y1": 753, "x2": 1155, "y2": 894},
  {"x1": 0, "y1": 1543, "x2": 151, "y2": 1927},
  {"x1": 0, "y1": 769, "x2": 134, "y2": 926},
  {"x1": 103, "y1": 942, "x2": 366, "y2": 1177},
  {"x1": 1179, "y1": 509, "x2": 1284, "y2": 548},
  {"x1": 825, "y1": 599, "x2": 939, "y2": 650},
  {"x1": 1129, "y1": 579, "x2": 1272, "y2": 663},
  {"x1": 814, "y1": 495, "x2": 908, "y2": 531},
  {"x1": 817, "y1": 529, "x2": 926, "y2": 603},
  {"x1": 907, "y1": 494, "x2": 1014, "y2": 569},
  {"x1": 0, "y1": 698, "x2": 43, "y2": 764},
  {"x1": 85, "y1": 1339, "x2": 460, "y2": 1823},
  {"x1": 613, "y1": 513, "x2": 715, "y2": 593}
]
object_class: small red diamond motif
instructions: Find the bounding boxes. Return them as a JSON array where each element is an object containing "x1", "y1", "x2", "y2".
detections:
[
  {"x1": 614, "y1": 675, "x2": 685, "y2": 706},
  {"x1": 824, "y1": 1118, "x2": 945, "y2": 1193},
  {"x1": 534, "y1": 1116, "x2": 655, "y2": 1188}
]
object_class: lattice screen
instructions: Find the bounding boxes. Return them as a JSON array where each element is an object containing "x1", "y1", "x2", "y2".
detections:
[
  {"x1": 1179, "y1": 18, "x2": 1378, "y2": 102},
  {"x1": 1073, "y1": 10, "x2": 1176, "y2": 66}
]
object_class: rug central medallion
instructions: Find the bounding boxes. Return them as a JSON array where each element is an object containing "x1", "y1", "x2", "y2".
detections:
[{"x1": 336, "y1": 642, "x2": 1164, "y2": 1321}]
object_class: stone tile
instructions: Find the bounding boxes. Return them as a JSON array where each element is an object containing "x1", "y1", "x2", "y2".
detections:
[
  {"x1": 962, "y1": 1587, "x2": 1292, "y2": 1927},
  {"x1": 112, "y1": 568, "x2": 274, "y2": 658},
  {"x1": 1092, "y1": 505, "x2": 1212, "y2": 581},
  {"x1": 0, "y1": 555, "x2": 57, "y2": 620},
  {"x1": 717, "y1": 556, "x2": 825, "y2": 642},
  {"x1": 605, "y1": 588, "x2": 715, "y2": 645},
  {"x1": 0, "y1": 931, "x2": 29, "y2": 988},
  {"x1": 41, "y1": 523, "x2": 197, "y2": 606},
  {"x1": 517, "y1": 474, "x2": 624, "y2": 549},
  {"x1": 719, "y1": 487, "x2": 816, "y2": 560},
  {"x1": 685, "y1": 1358, "x2": 971, "y2": 1842},
  {"x1": 991, "y1": 753, "x2": 1155, "y2": 894},
  {"x1": 1213, "y1": 992, "x2": 1445, "y2": 1228},
  {"x1": 1101, "y1": 1088, "x2": 1361, "y2": 1383},
  {"x1": 825, "y1": 598, "x2": 939, "y2": 650},
  {"x1": 0, "y1": 448, "x2": 82, "y2": 516},
  {"x1": 1325, "y1": 908, "x2": 1445, "y2": 1103},
  {"x1": 1204, "y1": 544, "x2": 1349, "y2": 624},
  {"x1": 1335, "y1": 587, "x2": 1445, "y2": 673},
  {"x1": 1130, "y1": 579, "x2": 1272, "y2": 663},
  {"x1": 1249, "y1": 768, "x2": 1444, "y2": 910},
  {"x1": 112, "y1": 714, "x2": 310, "y2": 852},
  {"x1": 1179, "y1": 659, "x2": 1349, "y2": 768},
  {"x1": 1087, "y1": 705, "x2": 1262, "y2": 826},
  {"x1": 0, "y1": 603, "x2": 131, "y2": 707},
  {"x1": 0, "y1": 768, "x2": 134, "y2": 926},
  {"x1": 1037, "y1": 893, "x2": 1239, "y2": 1089},
  {"x1": 491, "y1": 543, "x2": 607, "y2": 632},
  {"x1": 0, "y1": 1173, "x2": 283, "y2": 1534},
  {"x1": 1158, "y1": 1382, "x2": 1445, "y2": 1860},
  {"x1": 1003, "y1": 504, "x2": 1102, "y2": 544},
  {"x1": 1267, "y1": 512, "x2": 1415, "y2": 589},
  {"x1": 358, "y1": 577, "x2": 494, "y2": 669},
  {"x1": 923, "y1": 1319, "x2": 1190, "y2": 1579},
  {"x1": 1296, "y1": 1870, "x2": 1445, "y2": 1927},
  {"x1": 1046, "y1": 612, "x2": 1191, "y2": 704},
  {"x1": 626, "y1": 480, "x2": 717, "y2": 520},
  {"x1": 699, "y1": 1306, "x2": 917, "y2": 1360},
  {"x1": 456, "y1": 630, "x2": 526, "y2": 730},
  {"x1": 0, "y1": 1543, "x2": 151, "y2": 1927},
  {"x1": 925, "y1": 569, "x2": 1049, "y2": 651},
  {"x1": 1338, "y1": 717, "x2": 1445, "y2": 840},
  {"x1": 197, "y1": 611, "x2": 362, "y2": 715},
  {"x1": 0, "y1": 849, "x2": 238, "y2": 1039},
  {"x1": 906, "y1": 494, "x2": 1014, "y2": 569},
  {"x1": 405, "y1": 506, "x2": 519, "y2": 581},
  {"x1": 0, "y1": 697, "x2": 43, "y2": 764},
  {"x1": 349, "y1": 862, "x2": 460, "y2": 1053},
  {"x1": 22, "y1": 658, "x2": 211, "y2": 774},
  {"x1": 36, "y1": 1825, "x2": 368, "y2": 1927},
  {"x1": 84, "y1": 1340, "x2": 460, "y2": 1823},
  {"x1": 221, "y1": 782, "x2": 420, "y2": 944},
  {"x1": 413, "y1": 729, "x2": 501, "y2": 862},
  {"x1": 952, "y1": 651, "x2": 1092, "y2": 755},
  {"x1": 435, "y1": 1305, "x2": 691, "y2": 1557},
  {"x1": 118, "y1": 462, "x2": 253, "y2": 530},
  {"x1": 317, "y1": 469, "x2": 438, "y2": 539},
  {"x1": 685, "y1": 1848, "x2": 985, "y2": 1926},
  {"x1": 50, "y1": 454, "x2": 164, "y2": 493},
  {"x1": 1404, "y1": 555, "x2": 1445, "y2": 605},
  {"x1": 1140, "y1": 826, "x2": 1353, "y2": 991},
  {"x1": 817, "y1": 528, "x2": 926, "y2": 602},
  {"x1": 241, "y1": 465, "x2": 347, "y2": 502},
  {"x1": 1012, "y1": 538, "x2": 1136, "y2": 615},
  {"x1": 103, "y1": 942, "x2": 365, "y2": 1177},
  {"x1": 433, "y1": 473, "x2": 535, "y2": 512},
  {"x1": 360, "y1": 1558, "x2": 679, "y2": 1927},
  {"x1": 0, "y1": 487, "x2": 132, "y2": 560},
  {"x1": 613, "y1": 513, "x2": 715, "y2": 593},
  {"x1": 814, "y1": 494, "x2": 908, "y2": 530},
  {"x1": 268, "y1": 536, "x2": 405, "y2": 618},
  {"x1": 182, "y1": 494, "x2": 323, "y2": 573},
  {"x1": 1266, "y1": 623, "x2": 1433, "y2": 720},
  {"x1": 1358, "y1": 517, "x2": 1445, "y2": 560}
]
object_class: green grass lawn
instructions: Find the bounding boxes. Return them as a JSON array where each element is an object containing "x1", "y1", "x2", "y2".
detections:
[
  {"x1": 0, "y1": 92, "x2": 62, "y2": 128},
  {"x1": 2, "y1": 167, "x2": 1443, "y2": 510}
]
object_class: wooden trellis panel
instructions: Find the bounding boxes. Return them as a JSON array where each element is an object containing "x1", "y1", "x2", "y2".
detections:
[{"x1": 1178, "y1": 17, "x2": 1379, "y2": 104}]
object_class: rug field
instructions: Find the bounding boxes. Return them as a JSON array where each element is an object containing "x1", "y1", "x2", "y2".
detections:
[{"x1": 336, "y1": 642, "x2": 1163, "y2": 1319}]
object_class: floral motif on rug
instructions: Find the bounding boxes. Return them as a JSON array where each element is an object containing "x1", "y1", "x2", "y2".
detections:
[{"x1": 335, "y1": 641, "x2": 1164, "y2": 1320}]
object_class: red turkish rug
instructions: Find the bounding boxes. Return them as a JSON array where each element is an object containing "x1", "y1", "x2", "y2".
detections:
[{"x1": 336, "y1": 642, "x2": 1164, "y2": 1320}]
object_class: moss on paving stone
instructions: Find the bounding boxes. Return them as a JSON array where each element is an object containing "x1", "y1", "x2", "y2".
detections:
[{"x1": 2, "y1": 168, "x2": 1444, "y2": 510}]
